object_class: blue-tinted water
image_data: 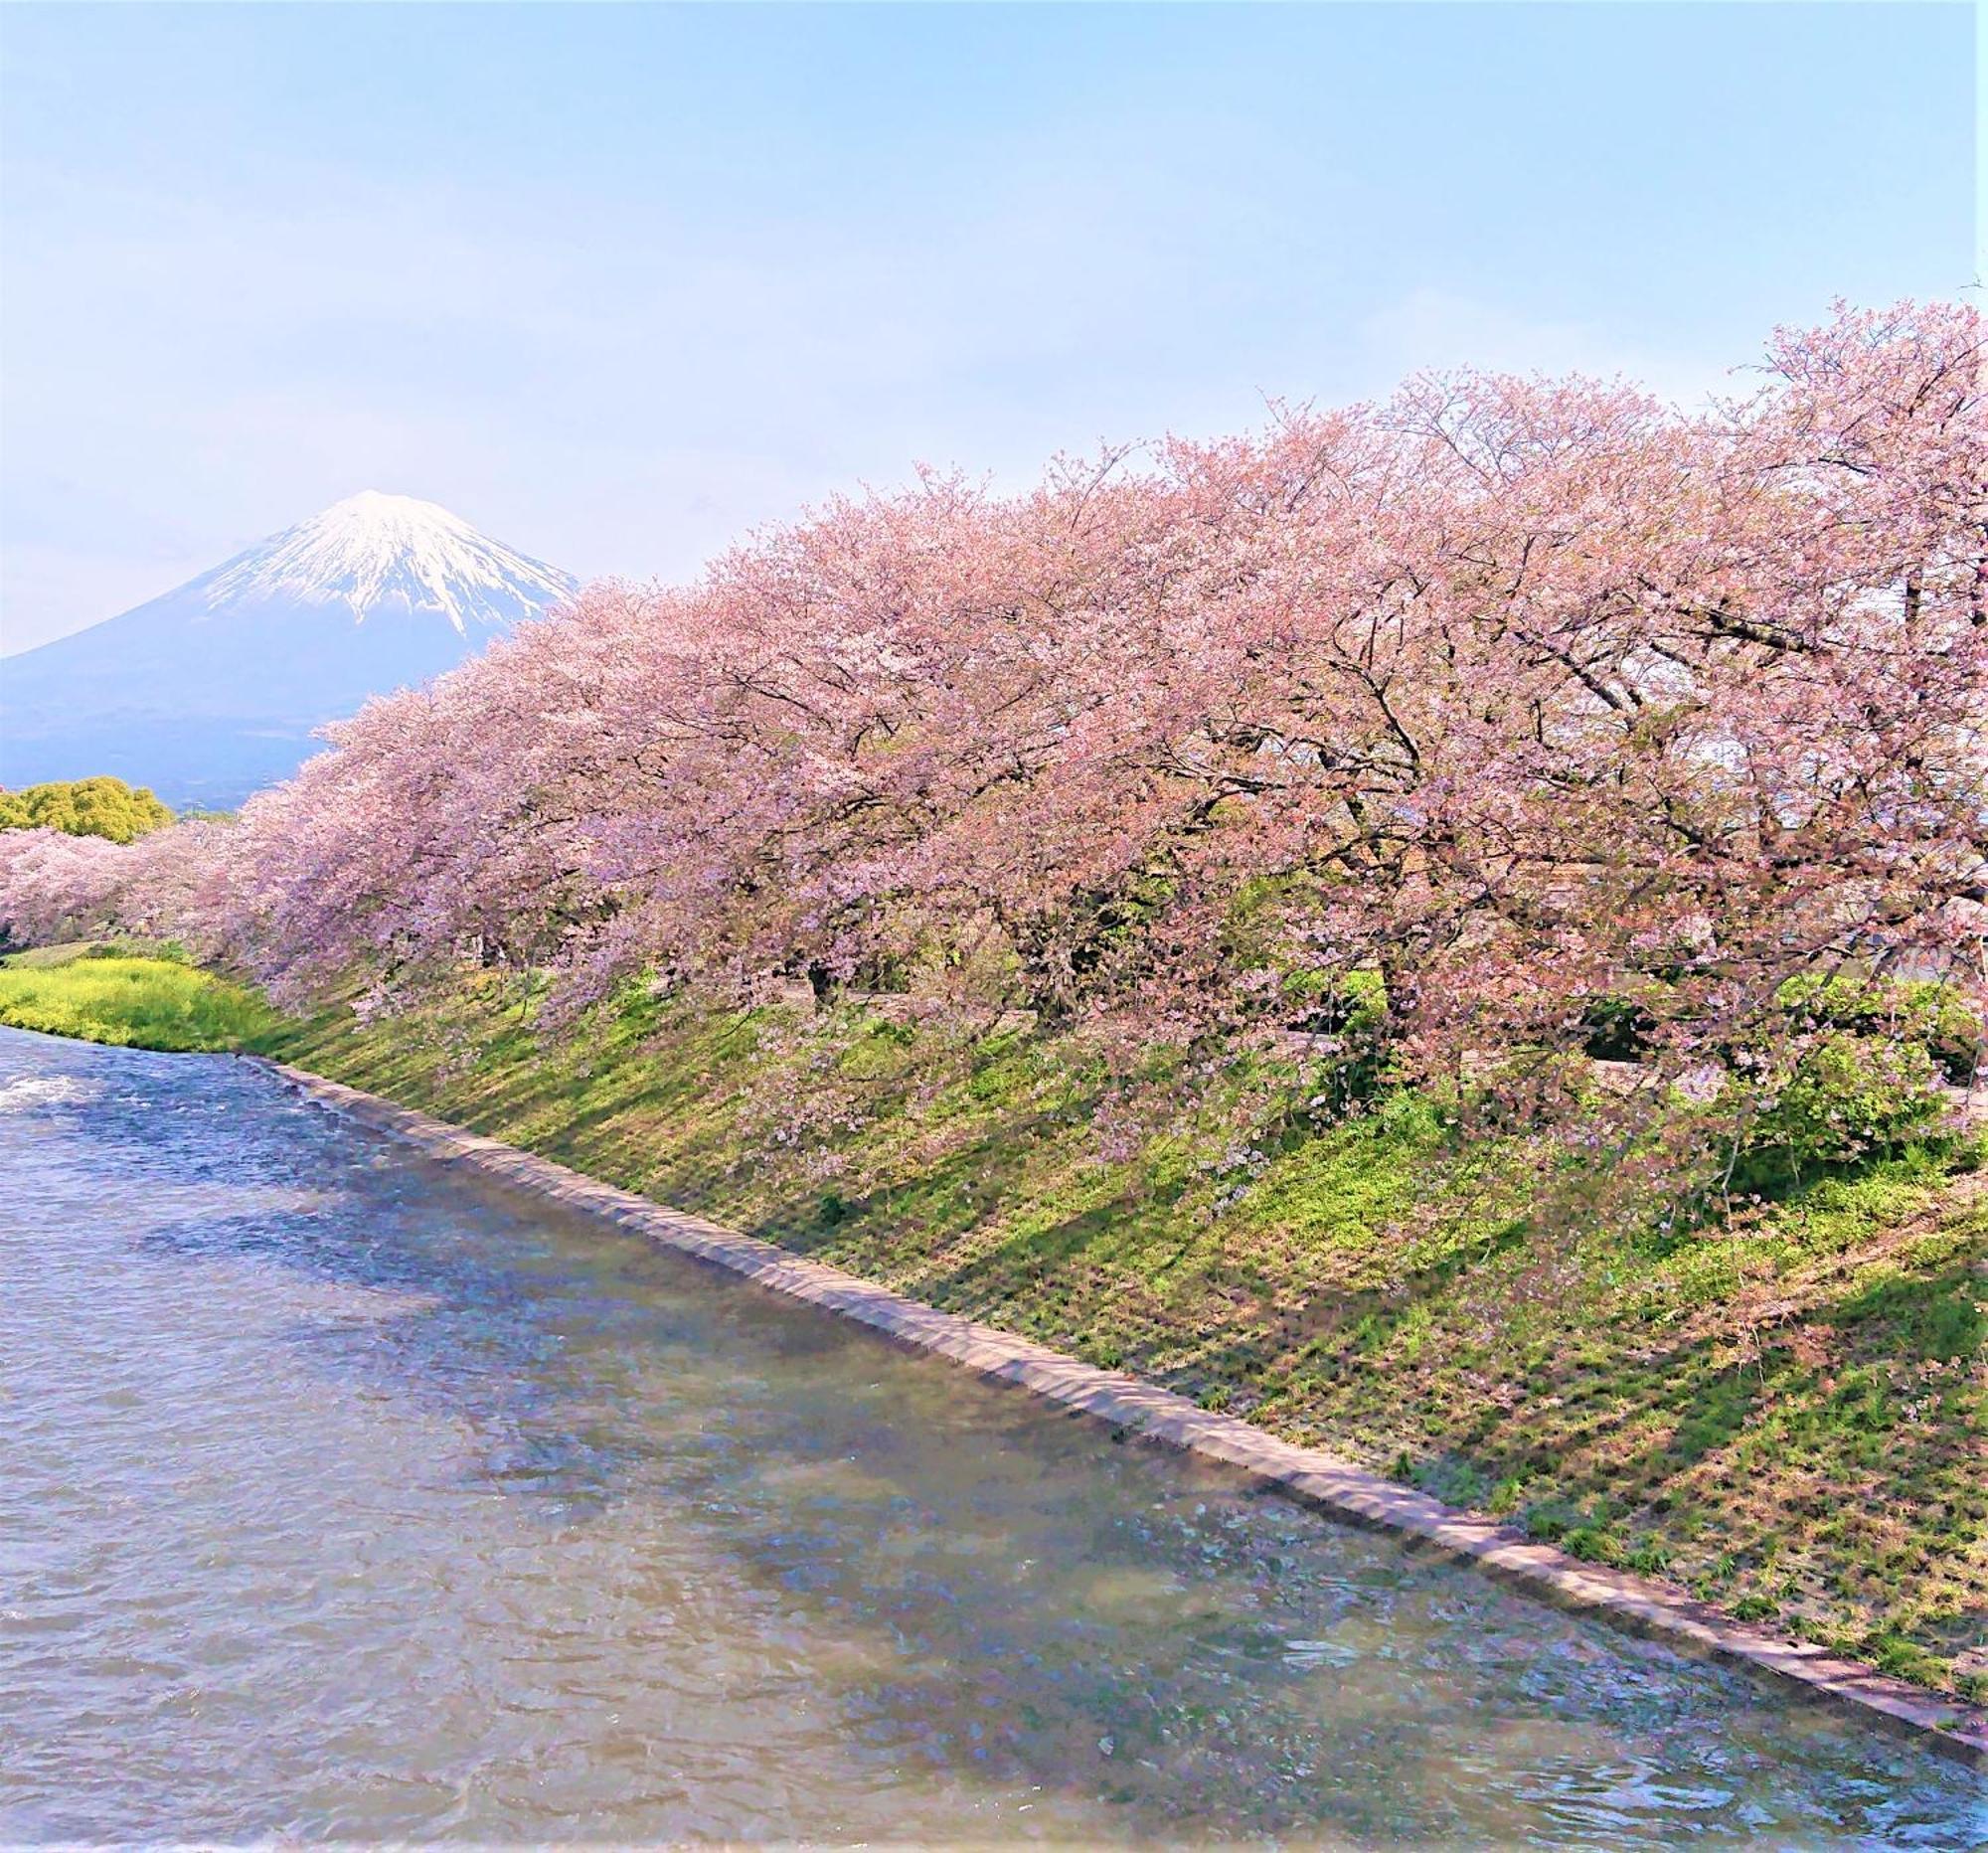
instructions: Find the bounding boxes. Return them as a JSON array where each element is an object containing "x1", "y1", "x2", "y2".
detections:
[{"x1": 0, "y1": 1027, "x2": 1978, "y2": 1844}]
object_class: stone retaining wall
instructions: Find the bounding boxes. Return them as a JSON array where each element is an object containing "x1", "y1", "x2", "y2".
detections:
[{"x1": 256, "y1": 1057, "x2": 1988, "y2": 1768}]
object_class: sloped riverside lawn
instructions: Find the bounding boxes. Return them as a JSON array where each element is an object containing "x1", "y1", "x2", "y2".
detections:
[
  {"x1": 258, "y1": 969, "x2": 1988, "y2": 1701},
  {"x1": 0, "y1": 949, "x2": 281, "y2": 1053}
]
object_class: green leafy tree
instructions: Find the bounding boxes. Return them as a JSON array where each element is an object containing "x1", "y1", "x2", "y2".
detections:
[{"x1": 0, "y1": 776, "x2": 174, "y2": 844}]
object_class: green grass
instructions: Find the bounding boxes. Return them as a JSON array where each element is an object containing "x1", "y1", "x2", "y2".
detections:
[
  {"x1": 0, "y1": 948, "x2": 282, "y2": 1052},
  {"x1": 264, "y1": 970, "x2": 1988, "y2": 1695},
  {"x1": 11, "y1": 942, "x2": 1980, "y2": 1693},
  {"x1": 2, "y1": 936, "x2": 129, "y2": 969}
]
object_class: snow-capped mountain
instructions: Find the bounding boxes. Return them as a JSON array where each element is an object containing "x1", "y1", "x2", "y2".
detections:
[
  {"x1": 1, "y1": 492, "x2": 578, "y2": 807},
  {"x1": 201, "y1": 491, "x2": 575, "y2": 636}
]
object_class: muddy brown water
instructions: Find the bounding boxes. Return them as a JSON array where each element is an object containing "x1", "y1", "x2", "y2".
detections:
[{"x1": 0, "y1": 1027, "x2": 1979, "y2": 1845}]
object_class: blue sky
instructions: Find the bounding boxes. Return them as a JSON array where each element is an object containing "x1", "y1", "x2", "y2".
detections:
[{"x1": 1, "y1": 2, "x2": 1977, "y2": 652}]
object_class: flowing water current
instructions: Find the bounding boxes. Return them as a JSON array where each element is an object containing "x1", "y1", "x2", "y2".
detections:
[{"x1": 0, "y1": 1027, "x2": 1979, "y2": 1845}]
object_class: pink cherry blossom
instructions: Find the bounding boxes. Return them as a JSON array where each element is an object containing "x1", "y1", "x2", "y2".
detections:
[{"x1": 5, "y1": 301, "x2": 1979, "y2": 1151}]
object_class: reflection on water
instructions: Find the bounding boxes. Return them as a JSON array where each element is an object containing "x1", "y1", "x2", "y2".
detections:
[{"x1": 0, "y1": 1027, "x2": 1978, "y2": 1846}]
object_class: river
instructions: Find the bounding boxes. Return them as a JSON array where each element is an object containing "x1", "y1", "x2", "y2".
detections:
[{"x1": 0, "y1": 1026, "x2": 1978, "y2": 1844}]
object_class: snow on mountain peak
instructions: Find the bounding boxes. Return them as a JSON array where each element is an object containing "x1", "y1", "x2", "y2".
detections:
[{"x1": 202, "y1": 490, "x2": 578, "y2": 634}]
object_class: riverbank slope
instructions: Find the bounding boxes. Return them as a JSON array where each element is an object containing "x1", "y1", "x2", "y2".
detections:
[
  {"x1": 255, "y1": 968, "x2": 1985, "y2": 1700},
  {"x1": 7, "y1": 947, "x2": 1981, "y2": 1699}
]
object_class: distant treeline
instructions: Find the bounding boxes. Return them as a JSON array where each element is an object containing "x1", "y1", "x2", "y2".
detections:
[{"x1": 0, "y1": 776, "x2": 176, "y2": 844}]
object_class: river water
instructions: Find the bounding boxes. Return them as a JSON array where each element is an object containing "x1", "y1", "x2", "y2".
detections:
[{"x1": 0, "y1": 1027, "x2": 1978, "y2": 1846}]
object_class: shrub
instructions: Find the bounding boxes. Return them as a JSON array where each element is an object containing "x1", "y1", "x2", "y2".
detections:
[
  {"x1": 1724, "y1": 1030, "x2": 1948, "y2": 1198},
  {"x1": 1283, "y1": 967, "x2": 1390, "y2": 1114},
  {"x1": 1777, "y1": 973, "x2": 1982, "y2": 1088}
]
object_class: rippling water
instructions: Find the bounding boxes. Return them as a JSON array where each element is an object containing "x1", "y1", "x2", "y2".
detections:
[{"x1": 0, "y1": 1027, "x2": 1979, "y2": 1845}]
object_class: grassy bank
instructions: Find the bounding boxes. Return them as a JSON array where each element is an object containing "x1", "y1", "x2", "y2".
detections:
[
  {"x1": 262, "y1": 971, "x2": 1987, "y2": 1698},
  {"x1": 14, "y1": 940, "x2": 1975, "y2": 1693},
  {"x1": 0, "y1": 945, "x2": 281, "y2": 1053}
]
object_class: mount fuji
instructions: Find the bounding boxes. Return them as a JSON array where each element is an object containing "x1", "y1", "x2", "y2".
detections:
[{"x1": 1, "y1": 492, "x2": 578, "y2": 807}]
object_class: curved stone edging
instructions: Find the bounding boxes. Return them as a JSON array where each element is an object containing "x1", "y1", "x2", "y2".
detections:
[{"x1": 255, "y1": 1056, "x2": 1988, "y2": 1768}]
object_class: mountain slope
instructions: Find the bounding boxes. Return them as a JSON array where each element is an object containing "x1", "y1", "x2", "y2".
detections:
[{"x1": 1, "y1": 492, "x2": 577, "y2": 807}]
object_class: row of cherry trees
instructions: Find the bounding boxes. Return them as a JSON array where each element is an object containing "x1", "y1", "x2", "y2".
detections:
[{"x1": 7, "y1": 301, "x2": 1983, "y2": 1121}]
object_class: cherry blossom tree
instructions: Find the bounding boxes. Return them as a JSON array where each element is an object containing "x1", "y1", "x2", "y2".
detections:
[
  {"x1": 0, "y1": 827, "x2": 137, "y2": 946},
  {"x1": 12, "y1": 300, "x2": 1977, "y2": 1173}
]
